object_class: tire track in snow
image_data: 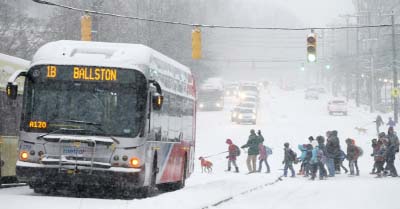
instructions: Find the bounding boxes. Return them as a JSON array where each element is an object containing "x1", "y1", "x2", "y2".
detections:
[{"x1": 200, "y1": 175, "x2": 284, "y2": 209}]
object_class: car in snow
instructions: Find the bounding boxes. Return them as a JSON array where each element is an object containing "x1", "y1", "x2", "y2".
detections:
[
  {"x1": 242, "y1": 95, "x2": 259, "y2": 104},
  {"x1": 231, "y1": 107, "x2": 241, "y2": 122},
  {"x1": 327, "y1": 99, "x2": 348, "y2": 115},
  {"x1": 238, "y1": 102, "x2": 258, "y2": 112},
  {"x1": 305, "y1": 88, "x2": 319, "y2": 99},
  {"x1": 236, "y1": 108, "x2": 257, "y2": 125}
]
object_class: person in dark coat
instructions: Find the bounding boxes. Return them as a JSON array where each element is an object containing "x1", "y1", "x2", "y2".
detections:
[
  {"x1": 282, "y1": 142, "x2": 296, "y2": 177},
  {"x1": 346, "y1": 138, "x2": 360, "y2": 176},
  {"x1": 385, "y1": 127, "x2": 398, "y2": 177},
  {"x1": 241, "y1": 129, "x2": 260, "y2": 173},
  {"x1": 326, "y1": 130, "x2": 341, "y2": 176},
  {"x1": 374, "y1": 115, "x2": 384, "y2": 136},
  {"x1": 257, "y1": 130, "x2": 264, "y2": 143},
  {"x1": 226, "y1": 139, "x2": 239, "y2": 173}
]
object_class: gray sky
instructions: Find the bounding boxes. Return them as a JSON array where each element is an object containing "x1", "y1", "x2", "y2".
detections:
[{"x1": 277, "y1": 0, "x2": 355, "y2": 27}]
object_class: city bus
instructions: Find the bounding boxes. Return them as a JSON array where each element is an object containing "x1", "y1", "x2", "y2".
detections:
[
  {"x1": 6, "y1": 40, "x2": 196, "y2": 197},
  {"x1": 0, "y1": 53, "x2": 28, "y2": 185}
]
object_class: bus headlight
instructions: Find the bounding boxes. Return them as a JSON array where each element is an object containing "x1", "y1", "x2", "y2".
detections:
[
  {"x1": 129, "y1": 157, "x2": 141, "y2": 168},
  {"x1": 216, "y1": 103, "x2": 221, "y2": 107},
  {"x1": 238, "y1": 114, "x2": 243, "y2": 119},
  {"x1": 232, "y1": 112, "x2": 237, "y2": 117},
  {"x1": 199, "y1": 103, "x2": 204, "y2": 108},
  {"x1": 252, "y1": 114, "x2": 256, "y2": 119},
  {"x1": 19, "y1": 151, "x2": 29, "y2": 161}
]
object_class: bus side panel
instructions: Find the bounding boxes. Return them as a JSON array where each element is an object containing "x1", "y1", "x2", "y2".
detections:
[
  {"x1": 0, "y1": 136, "x2": 18, "y2": 178},
  {"x1": 158, "y1": 143, "x2": 185, "y2": 183}
]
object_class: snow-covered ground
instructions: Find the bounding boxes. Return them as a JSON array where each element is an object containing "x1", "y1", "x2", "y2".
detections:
[{"x1": 1, "y1": 86, "x2": 399, "y2": 209}]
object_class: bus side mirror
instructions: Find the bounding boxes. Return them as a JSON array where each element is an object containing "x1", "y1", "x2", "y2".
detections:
[
  {"x1": 152, "y1": 95, "x2": 163, "y2": 110},
  {"x1": 6, "y1": 82, "x2": 18, "y2": 100}
]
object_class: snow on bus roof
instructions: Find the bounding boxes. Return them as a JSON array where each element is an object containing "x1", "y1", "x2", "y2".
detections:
[{"x1": 31, "y1": 40, "x2": 191, "y2": 74}]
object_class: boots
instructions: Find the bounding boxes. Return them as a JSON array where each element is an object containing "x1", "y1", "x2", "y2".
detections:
[
  {"x1": 225, "y1": 167, "x2": 231, "y2": 172},
  {"x1": 235, "y1": 167, "x2": 239, "y2": 173}
]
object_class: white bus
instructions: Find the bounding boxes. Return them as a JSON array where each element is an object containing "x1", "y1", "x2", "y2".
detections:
[{"x1": 6, "y1": 40, "x2": 196, "y2": 197}]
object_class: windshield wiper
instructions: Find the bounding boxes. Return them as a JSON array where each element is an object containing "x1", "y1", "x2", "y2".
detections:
[
  {"x1": 62, "y1": 119, "x2": 120, "y2": 144},
  {"x1": 37, "y1": 127, "x2": 86, "y2": 139}
]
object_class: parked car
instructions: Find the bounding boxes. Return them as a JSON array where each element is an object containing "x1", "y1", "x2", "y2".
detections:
[
  {"x1": 327, "y1": 99, "x2": 348, "y2": 115},
  {"x1": 305, "y1": 88, "x2": 319, "y2": 99}
]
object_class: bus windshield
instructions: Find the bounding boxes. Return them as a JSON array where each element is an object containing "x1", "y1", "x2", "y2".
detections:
[{"x1": 22, "y1": 65, "x2": 147, "y2": 138}]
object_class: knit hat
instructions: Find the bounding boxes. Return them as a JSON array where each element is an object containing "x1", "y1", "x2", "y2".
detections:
[{"x1": 226, "y1": 138, "x2": 232, "y2": 144}]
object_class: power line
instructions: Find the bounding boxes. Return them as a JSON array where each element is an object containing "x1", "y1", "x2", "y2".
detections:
[{"x1": 32, "y1": 0, "x2": 397, "y2": 31}]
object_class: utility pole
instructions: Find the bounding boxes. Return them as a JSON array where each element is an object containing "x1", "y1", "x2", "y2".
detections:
[
  {"x1": 368, "y1": 12, "x2": 375, "y2": 113},
  {"x1": 356, "y1": 20, "x2": 360, "y2": 107},
  {"x1": 355, "y1": 0, "x2": 360, "y2": 107},
  {"x1": 392, "y1": 12, "x2": 398, "y2": 122},
  {"x1": 345, "y1": 16, "x2": 350, "y2": 101}
]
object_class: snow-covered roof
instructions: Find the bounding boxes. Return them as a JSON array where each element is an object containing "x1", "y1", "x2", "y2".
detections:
[{"x1": 31, "y1": 40, "x2": 191, "y2": 74}]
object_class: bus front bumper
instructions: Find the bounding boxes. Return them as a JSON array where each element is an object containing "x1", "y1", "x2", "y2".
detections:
[{"x1": 16, "y1": 161, "x2": 145, "y2": 189}]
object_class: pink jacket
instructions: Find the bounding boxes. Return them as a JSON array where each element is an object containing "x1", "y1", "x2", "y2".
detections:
[{"x1": 259, "y1": 144, "x2": 267, "y2": 160}]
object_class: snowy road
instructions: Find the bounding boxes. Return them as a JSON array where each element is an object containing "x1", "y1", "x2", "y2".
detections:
[{"x1": 2, "y1": 86, "x2": 400, "y2": 209}]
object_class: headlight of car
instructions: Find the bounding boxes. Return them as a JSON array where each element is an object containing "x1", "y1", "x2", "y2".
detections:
[
  {"x1": 216, "y1": 103, "x2": 221, "y2": 107},
  {"x1": 199, "y1": 103, "x2": 204, "y2": 108},
  {"x1": 233, "y1": 112, "x2": 237, "y2": 117},
  {"x1": 238, "y1": 114, "x2": 243, "y2": 119},
  {"x1": 252, "y1": 114, "x2": 256, "y2": 119}
]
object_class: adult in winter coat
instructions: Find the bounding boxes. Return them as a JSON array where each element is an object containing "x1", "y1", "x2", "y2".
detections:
[
  {"x1": 310, "y1": 140, "x2": 326, "y2": 180},
  {"x1": 282, "y1": 142, "x2": 296, "y2": 177},
  {"x1": 241, "y1": 129, "x2": 260, "y2": 173},
  {"x1": 226, "y1": 139, "x2": 239, "y2": 173},
  {"x1": 385, "y1": 128, "x2": 398, "y2": 177},
  {"x1": 345, "y1": 138, "x2": 360, "y2": 176},
  {"x1": 387, "y1": 127, "x2": 399, "y2": 152},
  {"x1": 257, "y1": 130, "x2": 264, "y2": 144},
  {"x1": 258, "y1": 143, "x2": 270, "y2": 173},
  {"x1": 374, "y1": 115, "x2": 384, "y2": 136},
  {"x1": 326, "y1": 130, "x2": 341, "y2": 176}
]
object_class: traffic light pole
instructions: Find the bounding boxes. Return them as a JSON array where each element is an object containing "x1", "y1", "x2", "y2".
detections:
[{"x1": 391, "y1": 13, "x2": 398, "y2": 123}]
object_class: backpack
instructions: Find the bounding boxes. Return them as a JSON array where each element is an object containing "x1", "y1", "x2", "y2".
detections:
[
  {"x1": 356, "y1": 146, "x2": 363, "y2": 157},
  {"x1": 233, "y1": 145, "x2": 241, "y2": 156},
  {"x1": 266, "y1": 146, "x2": 273, "y2": 155},
  {"x1": 317, "y1": 148, "x2": 325, "y2": 161},
  {"x1": 288, "y1": 149, "x2": 297, "y2": 162}
]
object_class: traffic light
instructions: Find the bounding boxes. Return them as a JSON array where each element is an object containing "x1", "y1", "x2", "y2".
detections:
[
  {"x1": 307, "y1": 33, "x2": 317, "y2": 62},
  {"x1": 81, "y1": 15, "x2": 92, "y2": 41},
  {"x1": 192, "y1": 27, "x2": 202, "y2": 59}
]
